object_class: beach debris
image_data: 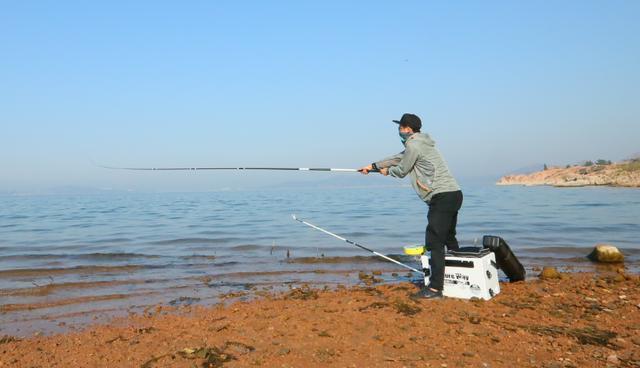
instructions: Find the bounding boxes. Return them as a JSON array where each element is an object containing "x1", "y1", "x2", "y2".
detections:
[
  {"x1": 168, "y1": 296, "x2": 201, "y2": 306},
  {"x1": 539, "y1": 267, "x2": 562, "y2": 280},
  {"x1": 285, "y1": 285, "x2": 319, "y2": 300},
  {"x1": 587, "y1": 244, "x2": 624, "y2": 263},
  {"x1": 178, "y1": 346, "x2": 235, "y2": 367}
]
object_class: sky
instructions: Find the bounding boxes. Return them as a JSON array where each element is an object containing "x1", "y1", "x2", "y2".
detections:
[{"x1": 1, "y1": 1, "x2": 639, "y2": 193}]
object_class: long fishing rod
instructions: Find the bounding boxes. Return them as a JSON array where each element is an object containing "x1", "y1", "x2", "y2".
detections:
[
  {"x1": 97, "y1": 163, "x2": 378, "y2": 173},
  {"x1": 292, "y1": 214, "x2": 423, "y2": 274}
]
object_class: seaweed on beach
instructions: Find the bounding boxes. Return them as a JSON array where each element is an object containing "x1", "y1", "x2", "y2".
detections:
[
  {"x1": 358, "y1": 301, "x2": 389, "y2": 312},
  {"x1": 284, "y1": 286, "x2": 319, "y2": 300},
  {"x1": 0, "y1": 335, "x2": 20, "y2": 344},
  {"x1": 140, "y1": 354, "x2": 169, "y2": 368},
  {"x1": 522, "y1": 325, "x2": 617, "y2": 346},
  {"x1": 358, "y1": 271, "x2": 382, "y2": 285},
  {"x1": 392, "y1": 299, "x2": 422, "y2": 316},
  {"x1": 141, "y1": 345, "x2": 239, "y2": 368},
  {"x1": 168, "y1": 296, "x2": 201, "y2": 306},
  {"x1": 358, "y1": 286, "x2": 383, "y2": 296}
]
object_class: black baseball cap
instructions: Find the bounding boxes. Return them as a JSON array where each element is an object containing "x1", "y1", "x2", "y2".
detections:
[{"x1": 393, "y1": 113, "x2": 421, "y2": 132}]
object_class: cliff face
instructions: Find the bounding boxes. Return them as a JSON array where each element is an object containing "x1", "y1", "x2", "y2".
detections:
[{"x1": 497, "y1": 161, "x2": 640, "y2": 187}]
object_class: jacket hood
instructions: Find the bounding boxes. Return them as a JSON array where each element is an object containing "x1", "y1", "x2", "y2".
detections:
[{"x1": 407, "y1": 132, "x2": 435, "y2": 147}]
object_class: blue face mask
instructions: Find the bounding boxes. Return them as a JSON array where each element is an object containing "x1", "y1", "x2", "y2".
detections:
[{"x1": 399, "y1": 131, "x2": 413, "y2": 144}]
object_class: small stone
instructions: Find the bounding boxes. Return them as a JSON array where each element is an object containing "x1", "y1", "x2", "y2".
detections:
[
  {"x1": 463, "y1": 351, "x2": 475, "y2": 357},
  {"x1": 612, "y1": 338, "x2": 628, "y2": 349},
  {"x1": 613, "y1": 274, "x2": 626, "y2": 283},
  {"x1": 443, "y1": 317, "x2": 460, "y2": 325},
  {"x1": 606, "y1": 354, "x2": 619, "y2": 365},
  {"x1": 587, "y1": 244, "x2": 624, "y2": 263},
  {"x1": 539, "y1": 267, "x2": 561, "y2": 280},
  {"x1": 469, "y1": 315, "x2": 482, "y2": 324}
]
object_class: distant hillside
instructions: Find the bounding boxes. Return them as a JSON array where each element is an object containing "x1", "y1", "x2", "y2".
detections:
[{"x1": 497, "y1": 159, "x2": 640, "y2": 187}]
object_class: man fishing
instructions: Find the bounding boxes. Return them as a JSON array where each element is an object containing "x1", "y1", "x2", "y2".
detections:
[{"x1": 360, "y1": 113, "x2": 462, "y2": 299}]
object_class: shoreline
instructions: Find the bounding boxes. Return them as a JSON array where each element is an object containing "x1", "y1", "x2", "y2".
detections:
[{"x1": 2, "y1": 271, "x2": 639, "y2": 367}]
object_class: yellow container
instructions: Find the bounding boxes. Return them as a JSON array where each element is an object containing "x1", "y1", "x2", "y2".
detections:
[{"x1": 403, "y1": 245, "x2": 425, "y2": 256}]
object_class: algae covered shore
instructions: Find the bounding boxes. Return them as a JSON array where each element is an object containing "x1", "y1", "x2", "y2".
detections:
[{"x1": 2, "y1": 271, "x2": 639, "y2": 368}]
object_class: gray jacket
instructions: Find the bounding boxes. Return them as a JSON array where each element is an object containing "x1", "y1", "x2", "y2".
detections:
[{"x1": 374, "y1": 133, "x2": 460, "y2": 203}]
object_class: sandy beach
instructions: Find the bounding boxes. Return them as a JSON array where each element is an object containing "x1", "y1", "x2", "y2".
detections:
[{"x1": 2, "y1": 270, "x2": 639, "y2": 368}]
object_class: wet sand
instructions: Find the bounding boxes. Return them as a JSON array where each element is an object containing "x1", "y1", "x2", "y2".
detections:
[{"x1": 1, "y1": 270, "x2": 639, "y2": 368}]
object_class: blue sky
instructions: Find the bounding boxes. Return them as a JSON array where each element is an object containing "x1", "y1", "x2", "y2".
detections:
[{"x1": 1, "y1": 1, "x2": 639, "y2": 192}]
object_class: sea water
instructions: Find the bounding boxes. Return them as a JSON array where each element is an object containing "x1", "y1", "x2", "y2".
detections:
[{"x1": 1, "y1": 184, "x2": 638, "y2": 335}]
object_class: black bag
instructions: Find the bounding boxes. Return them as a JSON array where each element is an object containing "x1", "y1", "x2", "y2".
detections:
[{"x1": 483, "y1": 235, "x2": 526, "y2": 282}]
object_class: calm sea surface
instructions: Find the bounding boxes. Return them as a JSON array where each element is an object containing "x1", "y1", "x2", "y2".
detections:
[{"x1": 1, "y1": 184, "x2": 638, "y2": 335}]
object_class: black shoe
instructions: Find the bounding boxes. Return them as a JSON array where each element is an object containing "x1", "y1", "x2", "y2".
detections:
[{"x1": 410, "y1": 287, "x2": 443, "y2": 300}]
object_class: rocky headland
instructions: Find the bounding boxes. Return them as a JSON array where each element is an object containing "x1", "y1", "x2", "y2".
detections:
[{"x1": 497, "y1": 159, "x2": 640, "y2": 188}]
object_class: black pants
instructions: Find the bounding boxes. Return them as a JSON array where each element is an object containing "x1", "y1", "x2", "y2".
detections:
[{"x1": 425, "y1": 190, "x2": 463, "y2": 291}]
